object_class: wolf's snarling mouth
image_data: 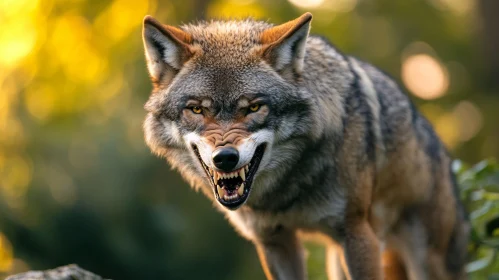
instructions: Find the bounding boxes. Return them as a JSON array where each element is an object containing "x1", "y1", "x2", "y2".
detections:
[{"x1": 192, "y1": 144, "x2": 266, "y2": 210}]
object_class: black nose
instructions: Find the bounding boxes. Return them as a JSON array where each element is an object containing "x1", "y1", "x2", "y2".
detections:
[{"x1": 212, "y1": 147, "x2": 239, "y2": 172}]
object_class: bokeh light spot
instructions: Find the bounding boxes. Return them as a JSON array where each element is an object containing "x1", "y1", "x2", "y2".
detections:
[
  {"x1": 452, "y1": 101, "x2": 483, "y2": 142},
  {"x1": 402, "y1": 54, "x2": 449, "y2": 100},
  {"x1": 207, "y1": 1, "x2": 264, "y2": 18},
  {"x1": 25, "y1": 84, "x2": 56, "y2": 122},
  {"x1": 0, "y1": 233, "x2": 14, "y2": 272},
  {"x1": 288, "y1": 0, "x2": 325, "y2": 9},
  {"x1": 428, "y1": 0, "x2": 475, "y2": 15},
  {"x1": 94, "y1": 0, "x2": 153, "y2": 42},
  {"x1": 0, "y1": 156, "x2": 32, "y2": 202},
  {"x1": 327, "y1": 0, "x2": 357, "y2": 12},
  {"x1": 288, "y1": 0, "x2": 357, "y2": 11},
  {"x1": 0, "y1": 17, "x2": 38, "y2": 68},
  {"x1": 435, "y1": 112, "x2": 460, "y2": 149}
]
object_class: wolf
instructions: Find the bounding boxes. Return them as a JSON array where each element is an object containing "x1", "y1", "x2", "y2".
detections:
[{"x1": 141, "y1": 12, "x2": 469, "y2": 280}]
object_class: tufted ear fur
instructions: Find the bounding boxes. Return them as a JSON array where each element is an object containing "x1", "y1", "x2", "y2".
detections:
[
  {"x1": 142, "y1": 16, "x2": 195, "y2": 84},
  {"x1": 260, "y1": 13, "x2": 312, "y2": 74}
]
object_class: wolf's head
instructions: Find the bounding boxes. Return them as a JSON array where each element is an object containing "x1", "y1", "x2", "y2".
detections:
[{"x1": 142, "y1": 13, "x2": 316, "y2": 210}]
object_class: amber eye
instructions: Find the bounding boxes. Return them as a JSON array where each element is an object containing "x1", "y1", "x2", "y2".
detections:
[
  {"x1": 191, "y1": 106, "x2": 202, "y2": 114},
  {"x1": 249, "y1": 104, "x2": 260, "y2": 113}
]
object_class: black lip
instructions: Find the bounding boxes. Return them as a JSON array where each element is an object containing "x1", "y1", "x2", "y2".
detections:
[{"x1": 192, "y1": 144, "x2": 266, "y2": 210}]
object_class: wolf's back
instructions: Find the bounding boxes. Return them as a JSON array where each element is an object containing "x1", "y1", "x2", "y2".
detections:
[{"x1": 355, "y1": 57, "x2": 470, "y2": 278}]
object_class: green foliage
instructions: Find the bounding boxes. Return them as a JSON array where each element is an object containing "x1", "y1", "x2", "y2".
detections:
[{"x1": 455, "y1": 159, "x2": 499, "y2": 278}]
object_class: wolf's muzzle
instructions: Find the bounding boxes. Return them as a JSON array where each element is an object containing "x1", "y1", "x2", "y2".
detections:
[
  {"x1": 212, "y1": 146, "x2": 239, "y2": 172},
  {"x1": 192, "y1": 143, "x2": 266, "y2": 210}
]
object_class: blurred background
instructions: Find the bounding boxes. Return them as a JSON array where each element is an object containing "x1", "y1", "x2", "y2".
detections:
[{"x1": 0, "y1": 0, "x2": 498, "y2": 279}]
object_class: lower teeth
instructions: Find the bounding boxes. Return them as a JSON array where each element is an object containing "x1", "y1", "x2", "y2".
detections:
[
  {"x1": 224, "y1": 194, "x2": 238, "y2": 200},
  {"x1": 217, "y1": 184, "x2": 245, "y2": 201}
]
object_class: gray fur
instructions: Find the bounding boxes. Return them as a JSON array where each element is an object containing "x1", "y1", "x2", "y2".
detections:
[{"x1": 142, "y1": 14, "x2": 469, "y2": 280}]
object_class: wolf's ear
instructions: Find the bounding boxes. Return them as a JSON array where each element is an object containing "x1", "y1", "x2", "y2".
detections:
[
  {"x1": 260, "y1": 13, "x2": 312, "y2": 74},
  {"x1": 142, "y1": 16, "x2": 194, "y2": 83}
]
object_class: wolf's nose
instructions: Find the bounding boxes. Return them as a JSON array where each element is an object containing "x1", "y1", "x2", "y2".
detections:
[{"x1": 212, "y1": 147, "x2": 239, "y2": 172}]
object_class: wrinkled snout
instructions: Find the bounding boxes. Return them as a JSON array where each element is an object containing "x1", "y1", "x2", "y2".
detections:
[
  {"x1": 212, "y1": 146, "x2": 239, "y2": 172},
  {"x1": 187, "y1": 130, "x2": 271, "y2": 209}
]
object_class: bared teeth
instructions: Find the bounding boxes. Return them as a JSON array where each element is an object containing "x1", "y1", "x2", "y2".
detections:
[
  {"x1": 224, "y1": 193, "x2": 238, "y2": 201},
  {"x1": 239, "y1": 168, "x2": 245, "y2": 181},
  {"x1": 212, "y1": 165, "x2": 251, "y2": 201},
  {"x1": 238, "y1": 183, "x2": 244, "y2": 196},
  {"x1": 213, "y1": 165, "x2": 250, "y2": 183},
  {"x1": 217, "y1": 185, "x2": 225, "y2": 197}
]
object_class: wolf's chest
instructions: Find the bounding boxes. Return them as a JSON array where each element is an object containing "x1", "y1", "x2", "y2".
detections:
[{"x1": 224, "y1": 193, "x2": 347, "y2": 241}]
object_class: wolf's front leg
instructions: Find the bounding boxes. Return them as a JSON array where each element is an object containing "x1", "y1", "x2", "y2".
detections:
[
  {"x1": 254, "y1": 227, "x2": 306, "y2": 280},
  {"x1": 343, "y1": 220, "x2": 382, "y2": 280}
]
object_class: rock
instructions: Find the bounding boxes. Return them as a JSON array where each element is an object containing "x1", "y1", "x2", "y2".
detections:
[{"x1": 6, "y1": 264, "x2": 108, "y2": 280}]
